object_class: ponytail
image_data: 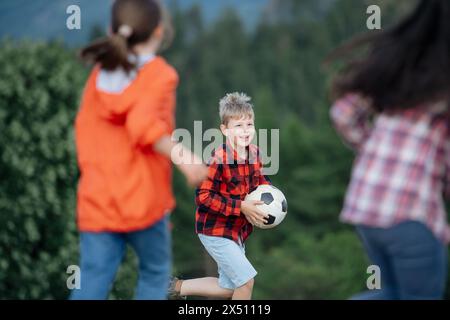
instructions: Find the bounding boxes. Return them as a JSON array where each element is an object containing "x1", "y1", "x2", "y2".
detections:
[
  {"x1": 80, "y1": 32, "x2": 136, "y2": 72},
  {"x1": 80, "y1": 0, "x2": 166, "y2": 72}
]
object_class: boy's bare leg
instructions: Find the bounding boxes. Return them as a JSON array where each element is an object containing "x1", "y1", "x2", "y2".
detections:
[
  {"x1": 231, "y1": 279, "x2": 254, "y2": 300},
  {"x1": 180, "y1": 277, "x2": 234, "y2": 298}
]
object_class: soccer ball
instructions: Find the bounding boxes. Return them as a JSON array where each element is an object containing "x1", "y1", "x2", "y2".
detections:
[{"x1": 244, "y1": 184, "x2": 287, "y2": 229}]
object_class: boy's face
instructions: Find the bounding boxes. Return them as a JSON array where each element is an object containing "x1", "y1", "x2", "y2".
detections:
[{"x1": 220, "y1": 115, "x2": 255, "y2": 148}]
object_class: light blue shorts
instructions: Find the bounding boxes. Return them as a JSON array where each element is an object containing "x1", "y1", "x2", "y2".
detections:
[{"x1": 198, "y1": 234, "x2": 257, "y2": 290}]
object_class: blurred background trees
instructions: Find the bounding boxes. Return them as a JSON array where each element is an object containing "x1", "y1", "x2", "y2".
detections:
[{"x1": 2, "y1": 0, "x2": 446, "y2": 299}]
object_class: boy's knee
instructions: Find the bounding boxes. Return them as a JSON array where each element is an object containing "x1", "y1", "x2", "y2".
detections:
[{"x1": 239, "y1": 278, "x2": 254, "y2": 290}]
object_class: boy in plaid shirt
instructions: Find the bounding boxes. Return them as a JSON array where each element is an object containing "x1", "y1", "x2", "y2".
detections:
[{"x1": 169, "y1": 92, "x2": 271, "y2": 300}]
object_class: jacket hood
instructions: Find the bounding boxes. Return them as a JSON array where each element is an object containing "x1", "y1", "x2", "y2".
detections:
[{"x1": 90, "y1": 54, "x2": 157, "y2": 123}]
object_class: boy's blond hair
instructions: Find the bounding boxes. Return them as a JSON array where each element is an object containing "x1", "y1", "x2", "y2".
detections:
[{"x1": 219, "y1": 92, "x2": 254, "y2": 125}]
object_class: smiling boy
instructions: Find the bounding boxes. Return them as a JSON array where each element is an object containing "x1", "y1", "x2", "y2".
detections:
[{"x1": 169, "y1": 92, "x2": 271, "y2": 300}]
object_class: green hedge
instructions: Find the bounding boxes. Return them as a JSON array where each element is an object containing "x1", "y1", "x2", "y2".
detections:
[{"x1": 0, "y1": 40, "x2": 86, "y2": 299}]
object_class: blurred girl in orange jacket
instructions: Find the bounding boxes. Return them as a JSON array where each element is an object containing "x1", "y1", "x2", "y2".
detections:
[{"x1": 70, "y1": 0, "x2": 207, "y2": 299}]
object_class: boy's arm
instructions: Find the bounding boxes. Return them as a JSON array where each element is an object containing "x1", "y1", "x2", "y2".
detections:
[
  {"x1": 196, "y1": 159, "x2": 242, "y2": 217},
  {"x1": 259, "y1": 173, "x2": 271, "y2": 186},
  {"x1": 256, "y1": 147, "x2": 271, "y2": 186},
  {"x1": 330, "y1": 93, "x2": 374, "y2": 151}
]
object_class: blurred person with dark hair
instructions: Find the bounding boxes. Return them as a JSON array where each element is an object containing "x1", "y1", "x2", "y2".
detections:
[{"x1": 328, "y1": 0, "x2": 450, "y2": 299}]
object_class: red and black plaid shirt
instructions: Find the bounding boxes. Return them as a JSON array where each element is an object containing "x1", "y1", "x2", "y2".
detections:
[{"x1": 195, "y1": 142, "x2": 271, "y2": 244}]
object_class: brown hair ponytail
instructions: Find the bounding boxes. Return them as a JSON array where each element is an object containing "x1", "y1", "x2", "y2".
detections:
[
  {"x1": 81, "y1": 32, "x2": 135, "y2": 72},
  {"x1": 80, "y1": 0, "x2": 165, "y2": 72}
]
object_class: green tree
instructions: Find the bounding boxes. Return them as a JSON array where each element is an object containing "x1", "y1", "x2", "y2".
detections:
[{"x1": 0, "y1": 40, "x2": 86, "y2": 299}]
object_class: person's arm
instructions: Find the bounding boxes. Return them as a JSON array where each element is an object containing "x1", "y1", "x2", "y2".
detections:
[
  {"x1": 444, "y1": 122, "x2": 450, "y2": 199},
  {"x1": 259, "y1": 173, "x2": 271, "y2": 186},
  {"x1": 125, "y1": 71, "x2": 177, "y2": 149},
  {"x1": 155, "y1": 136, "x2": 207, "y2": 187},
  {"x1": 196, "y1": 157, "x2": 268, "y2": 225},
  {"x1": 258, "y1": 154, "x2": 271, "y2": 186},
  {"x1": 330, "y1": 93, "x2": 375, "y2": 151},
  {"x1": 196, "y1": 159, "x2": 243, "y2": 217},
  {"x1": 125, "y1": 72, "x2": 207, "y2": 186},
  {"x1": 254, "y1": 147, "x2": 271, "y2": 186}
]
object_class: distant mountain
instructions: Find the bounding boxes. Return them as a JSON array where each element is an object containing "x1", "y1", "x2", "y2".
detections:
[{"x1": 0, "y1": 0, "x2": 268, "y2": 46}]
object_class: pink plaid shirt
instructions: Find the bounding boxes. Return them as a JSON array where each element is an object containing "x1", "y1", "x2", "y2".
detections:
[{"x1": 331, "y1": 93, "x2": 450, "y2": 243}]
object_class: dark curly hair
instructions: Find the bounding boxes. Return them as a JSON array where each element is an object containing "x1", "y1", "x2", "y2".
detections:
[{"x1": 328, "y1": 0, "x2": 450, "y2": 112}]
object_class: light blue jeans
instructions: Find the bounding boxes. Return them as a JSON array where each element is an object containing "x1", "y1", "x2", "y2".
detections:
[{"x1": 69, "y1": 215, "x2": 171, "y2": 300}]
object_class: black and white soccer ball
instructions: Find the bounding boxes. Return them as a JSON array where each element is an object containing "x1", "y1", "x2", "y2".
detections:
[{"x1": 245, "y1": 184, "x2": 287, "y2": 229}]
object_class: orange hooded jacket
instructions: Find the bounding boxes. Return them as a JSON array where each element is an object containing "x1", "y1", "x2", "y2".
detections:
[{"x1": 75, "y1": 57, "x2": 178, "y2": 232}]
